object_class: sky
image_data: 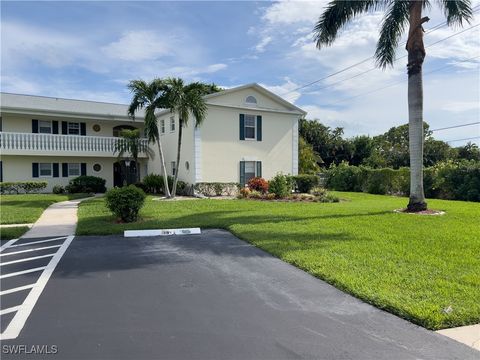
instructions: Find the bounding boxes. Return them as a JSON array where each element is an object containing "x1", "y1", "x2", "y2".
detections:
[{"x1": 1, "y1": 0, "x2": 479, "y2": 145}]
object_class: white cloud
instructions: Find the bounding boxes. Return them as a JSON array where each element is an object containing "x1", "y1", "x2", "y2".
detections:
[
  {"x1": 262, "y1": 0, "x2": 329, "y2": 25},
  {"x1": 441, "y1": 101, "x2": 480, "y2": 113},
  {"x1": 259, "y1": 78, "x2": 302, "y2": 103},
  {"x1": 101, "y1": 30, "x2": 171, "y2": 61},
  {"x1": 255, "y1": 36, "x2": 273, "y2": 53}
]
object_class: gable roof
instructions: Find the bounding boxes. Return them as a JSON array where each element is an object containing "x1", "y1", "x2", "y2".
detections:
[{"x1": 156, "y1": 83, "x2": 306, "y2": 117}]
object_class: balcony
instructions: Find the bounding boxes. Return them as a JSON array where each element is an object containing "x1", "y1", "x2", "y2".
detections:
[{"x1": 0, "y1": 132, "x2": 150, "y2": 158}]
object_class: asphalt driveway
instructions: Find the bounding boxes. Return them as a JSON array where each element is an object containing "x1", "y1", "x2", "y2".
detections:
[{"x1": 1, "y1": 229, "x2": 477, "y2": 359}]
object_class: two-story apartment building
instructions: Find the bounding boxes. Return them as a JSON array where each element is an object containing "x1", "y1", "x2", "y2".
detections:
[{"x1": 0, "y1": 84, "x2": 306, "y2": 191}]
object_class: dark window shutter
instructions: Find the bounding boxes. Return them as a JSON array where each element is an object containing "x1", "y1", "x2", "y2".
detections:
[
  {"x1": 80, "y1": 122, "x2": 86, "y2": 136},
  {"x1": 52, "y1": 121, "x2": 59, "y2": 134},
  {"x1": 32, "y1": 119, "x2": 39, "y2": 133},
  {"x1": 0, "y1": 161, "x2": 3, "y2": 182},
  {"x1": 239, "y1": 161, "x2": 246, "y2": 186},
  {"x1": 62, "y1": 163, "x2": 68, "y2": 177},
  {"x1": 32, "y1": 163, "x2": 39, "y2": 178},
  {"x1": 62, "y1": 121, "x2": 68, "y2": 135},
  {"x1": 256, "y1": 161, "x2": 262, "y2": 178},
  {"x1": 81, "y1": 163, "x2": 87, "y2": 176},
  {"x1": 256, "y1": 115, "x2": 262, "y2": 141},
  {"x1": 239, "y1": 114, "x2": 245, "y2": 140},
  {"x1": 53, "y1": 163, "x2": 59, "y2": 178}
]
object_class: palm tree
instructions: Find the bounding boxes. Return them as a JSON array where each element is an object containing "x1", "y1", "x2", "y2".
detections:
[
  {"x1": 127, "y1": 79, "x2": 171, "y2": 197},
  {"x1": 160, "y1": 78, "x2": 219, "y2": 198},
  {"x1": 314, "y1": 0, "x2": 472, "y2": 211},
  {"x1": 113, "y1": 128, "x2": 154, "y2": 183}
]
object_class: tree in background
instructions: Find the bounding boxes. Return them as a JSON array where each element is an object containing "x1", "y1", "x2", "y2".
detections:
[
  {"x1": 314, "y1": 0, "x2": 473, "y2": 211},
  {"x1": 456, "y1": 142, "x2": 480, "y2": 161},
  {"x1": 299, "y1": 137, "x2": 322, "y2": 174}
]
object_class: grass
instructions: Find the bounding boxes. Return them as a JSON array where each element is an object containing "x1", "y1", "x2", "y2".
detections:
[
  {"x1": 0, "y1": 193, "x2": 90, "y2": 239},
  {"x1": 77, "y1": 192, "x2": 480, "y2": 330}
]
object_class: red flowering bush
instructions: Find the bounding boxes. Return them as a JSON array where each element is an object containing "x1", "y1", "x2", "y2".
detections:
[{"x1": 247, "y1": 177, "x2": 269, "y2": 193}]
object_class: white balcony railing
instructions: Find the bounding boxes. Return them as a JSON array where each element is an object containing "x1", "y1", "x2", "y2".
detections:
[{"x1": 0, "y1": 132, "x2": 150, "y2": 157}]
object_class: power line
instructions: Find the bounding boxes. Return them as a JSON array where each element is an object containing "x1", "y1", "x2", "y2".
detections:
[
  {"x1": 317, "y1": 55, "x2": 480, "y2": 107},
  {"x1": 446, "y1": 136, "x2": 480, "y2": 143},
  {"x1": 282, "y1": 17, "x2": 480, "y2": 97},
  {"x1": 431, "y1": 122, "x2": 480, "y2": 132}
]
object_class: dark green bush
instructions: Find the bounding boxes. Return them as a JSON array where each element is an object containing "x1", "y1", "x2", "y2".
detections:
[
  {"x1": 0, "y1": 181, "x2": 48, "y2": 194},
  {"x1": 142, "y1": 174, "x2": 163, "y2": 194},
  {"x1": 105, "y1": 185, "x2": 146, "y2": 222},
  {"x1": 66, "y1": 176, "x2": 106, "y2": 193},
  {"x1": 434, "y1": 160, "x2": 480, "y2": 201},
  {"x1": 268, "y1": 173, "x2": 290, "y2": 198},
  {"x1": 325, "y1": 162, "x2": 364, "y2": 191},
  {"x1": 52, "y1": 184, "x2": 65, "y2": 194},
  {"x1": 294, "y1": 174, "x2": 319, "y2": 193}
]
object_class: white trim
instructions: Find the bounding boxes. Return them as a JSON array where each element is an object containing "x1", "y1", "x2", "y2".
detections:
[
  {"x1": 194, "y1": 127, "x2": 202, "y2": 183},
  {"x1": 244, "y1": 114, "x2": 256, "y2": 140},
  {"x1": 241, "y1": 156, "x2": 258, "y2": 161},
  {"x1": 292, "y1": 117, "x2": 299, "y2": 175},
  {"x1": 39, "y1": 162, "x2": 53, "y2": 177}
]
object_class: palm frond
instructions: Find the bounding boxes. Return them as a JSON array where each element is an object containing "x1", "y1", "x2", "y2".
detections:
[
  {"x1": 436, "y1": 0, "x2": 473, "y2": 26},
  {"x1": 375, "y1": 0, "x2": 410, "y2": 68},
  {"x1": 314, "y1": 0, "x2": 390, "y2": 48}
]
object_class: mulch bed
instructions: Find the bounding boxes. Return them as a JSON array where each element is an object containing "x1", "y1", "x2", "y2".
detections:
[{"x1": 394, "y1": 208, "x2": 445, "y2": 216}]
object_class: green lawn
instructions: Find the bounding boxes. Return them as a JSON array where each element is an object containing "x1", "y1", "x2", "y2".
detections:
[
  {"x1": 77, "y1": 192, "x2": 480, "y2": 330},
  {"x1": 0, "y1": 193, "x2": 90, "y2": 239}
]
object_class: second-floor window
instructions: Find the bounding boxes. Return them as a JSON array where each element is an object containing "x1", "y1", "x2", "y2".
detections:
[
  {"x1": 68, "y1": 122, "x2": 80, "y2": 135},
  {"x1": 39, "y1": 120, "x2": 52, "y2": 134},
  {"x1": 244, "y1": 114, "x2": 256, "y2": 140},
  {"x1": 170, "y1": 117, "x2": 175, "y2": 132},
  {"x1": 160, "y1": 119, "x2": 165, "y2": 134},
  {"x1": 68, "y1": 163, "x2": 81, "y2": 176}
]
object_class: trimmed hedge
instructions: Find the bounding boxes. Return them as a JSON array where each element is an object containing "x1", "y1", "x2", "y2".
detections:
[
  {"x1": 105, "y1": 185, "x2": 146, "y2": 222},
  {"x1": 293, "y1": 174, "x2": 319, "y2": 193},
  {"x1": 141, "y1": 174, "x2": 188, "y2": 195},
  {"x1": 323, "y1": 160, "x2": 480, "y2": 201},
  {"x1": 0, "y1": 181, "x2": 48, "y2": 194},
  {"x1": 66, "y1": 176, "x2": 106, "y2": 193},
  {"x1": 194, "y1": 182, "x2": 239, "y2": 197}
]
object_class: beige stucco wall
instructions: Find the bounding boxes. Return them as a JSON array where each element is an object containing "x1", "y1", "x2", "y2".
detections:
[{"x1": 1, "y1": 155, "x2": 147, "y2": 192}]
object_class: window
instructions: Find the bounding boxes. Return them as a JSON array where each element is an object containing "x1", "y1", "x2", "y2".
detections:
[
  {"x1": 244, "y1": 161, "x2": 256, "y2": 183},
  {"x1": 170, "y1": 117, "x2": 175, "y2": 132},
  {"x1": 68, "y1": 122, "x2": 80, "y2": 135},
  {"x1": 39, "y1": 163, "x2": 52, "y2": 177},
  {"x1": 39, "y1": 120, "x2": 52, "y2": 134},
  {"x1": 93, "y1": 163, "x2": 102, "y2": 172},
  {"x1": 244, "y1": 114, "x2": 256, "y2": 139},
  {"x1": 245, "y1": 95, "x2": 257, "y2": 105},
  {"x1": 171, "y1": 161, "x2": 176, "y2": 176},
  {"x1": 185, "y1": 161, "x2": 190, "y2": 171},
  {"x1": 68, "y1": 163, "x2": 80, "y2": 176},
  {"x1": 160, "y1": 119, "x2": 165, "y2": 134}
]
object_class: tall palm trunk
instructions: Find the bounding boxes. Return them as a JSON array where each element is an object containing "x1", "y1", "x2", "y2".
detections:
[
  {"x1": 156, "y1": 137, "x2": 171, "y2": 198},
  {"x1": 171, "y1": 119, "x2": 183, "y2": 198},
  {"x1": 406, "y1": 1, "x2": 427, "y2": 211}
]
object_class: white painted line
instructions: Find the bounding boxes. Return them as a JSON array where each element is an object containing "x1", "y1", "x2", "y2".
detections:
[
  {"x1": 0, "y1": 253, "x2": 56, "y2": 266},
  {"x1": 124, "y1": 228, "x2": 201, "y2": 237},
  {"x1": 0, "y1": 284, "x2": 35, "y2": 296},
  {"x1": 0, "y1": 235, "x2": 74, "y2": 340},
  {"x1": 0, "y1": 244, "x2": 62, "y2": 257},
  {"x1": 9, "y1": 237, "x2": 67, "y2": 248},
  {"x1": 0, "y1": 267, "x2": 46, "y2": 280},
  {"x1": 0, "y1": 238, "x2": 19, "y2": 252},
  {"x1": 0, "y1": 306, "x2": 22, "y2": 316}
]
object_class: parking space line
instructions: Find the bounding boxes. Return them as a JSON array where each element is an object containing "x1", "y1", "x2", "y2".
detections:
[
  {"x1": 0, "y1": 253, "x2": 56, "y2": 266},
  {"x1": 0, "y1": 235, "x2": 74, "y2": 340},
  {"x1": 0, "y1": 244, "x2": 62, "y2": 257},
  {"x1": 0, "y1": 267, "x2": 46, "y2": 280},
  {"x1": 0, "y1": 284, "x2": 36, "y2": 296},
  {"x1": 0, "y1": 239, "x2": 19, "y2": 252},
  {"x1": 9, "y1": 237, "x2": 67, "y2": 248},
  {"x1": 0, "y1": 306, "x2": 22, "y2": 316}
]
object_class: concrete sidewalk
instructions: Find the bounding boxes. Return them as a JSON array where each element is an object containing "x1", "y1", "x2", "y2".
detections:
[
  {"x1": 22, "y1": 196, "x2": 95, "y2": 238},
  {"x1": 438, "y1": 324, "x2": 480, "y2": 351}
]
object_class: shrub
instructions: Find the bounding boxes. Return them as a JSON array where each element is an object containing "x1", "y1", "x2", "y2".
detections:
[
  {"x1": 52, "y1": 185, "x2": 65, "y2": 194},
  {"x1": 66, "y1": 176, "x2": 106, "y2": 193},
  {"x1": 268, "y1": 173, "x2": 290, "y2": 198},
  {"x1": 105, "y1": 185, "x2": 146, "y2": 222},
  {"x1": 133, "y1": 182, "x2": 149, "y2": 193},
  {"x1": 0, "y1": 181, "x2": 48, "y2": 194},
  {"x1": 195, "y1": 183, "x2": 239, "y2": 197},
  {"x1": 142, "y1": 174, "x2": 163, "y2": 194},
  {"x1": 325, "y1": 161, "x2": 364, "y2": 192},
  {"x1": 294, "y1": 174, "x2": 319, "y2": 193},
  {"x1": 434, "y1": 160, "x2": 480, "y2": 201},
  {"x1": 238, "y1": 187, "x2": 251, "y2": 198},
  {"x1": 247, "y1": 177, "x2": 269, "y2": 193}
]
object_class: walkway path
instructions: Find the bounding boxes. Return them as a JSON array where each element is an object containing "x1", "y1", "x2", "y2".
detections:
[{"x1": 22, "y1": 196, "x2": 95, "y2": 239}]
